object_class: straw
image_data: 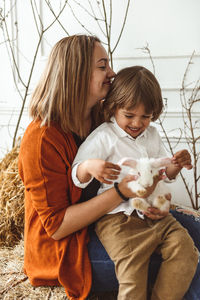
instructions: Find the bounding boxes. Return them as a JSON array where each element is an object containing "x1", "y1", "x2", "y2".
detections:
[{"x1": 0, "y1": 144, "x2": 25, "y2": 247}]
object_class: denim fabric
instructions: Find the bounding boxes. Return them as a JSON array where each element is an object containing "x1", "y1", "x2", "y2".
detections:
[
  {"x1": 88, "y1": 210, "x2": 200, "y2": 298},
  {"x1": 170, "y1": 210, "x2": 200, "y2": 300},
  {"x1": 88, "y1": 226, "x2": 118, "y2": 292},
  {"x1": 184, "y1": 255, "x2": 200, "y2": 300},
  {"x1": 170, "y1": 209, "x2": 200, "y2": 251}
]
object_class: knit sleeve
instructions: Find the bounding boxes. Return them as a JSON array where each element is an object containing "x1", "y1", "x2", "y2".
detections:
[{"x1": 19, "y1": 123, "x2": 81, "y2": 237}]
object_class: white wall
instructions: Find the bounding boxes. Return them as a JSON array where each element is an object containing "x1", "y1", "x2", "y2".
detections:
[{"x1": 0, "y1": 0, "x2": 199, "y2": 207}]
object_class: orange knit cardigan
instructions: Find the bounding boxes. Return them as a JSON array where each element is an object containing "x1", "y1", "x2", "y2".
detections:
[{"x1": 18, "y1": 120, "x2": 92, "y2": 300}]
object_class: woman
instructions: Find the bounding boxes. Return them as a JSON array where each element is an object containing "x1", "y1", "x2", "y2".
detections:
[{"x1": 18, "y1": 35, "x2": 200, "y2": 300}]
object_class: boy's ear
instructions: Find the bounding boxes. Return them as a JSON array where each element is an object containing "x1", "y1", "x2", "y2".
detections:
[
  {"x1": 151, "y1": 157, "x2": 172, "y2": 168},
  {"x1": 118, "y1": 157, "x2": 138, "y2": 169}
]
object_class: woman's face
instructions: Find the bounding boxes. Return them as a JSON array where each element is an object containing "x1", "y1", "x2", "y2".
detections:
[{"x1": 87, "y1": 42, "x2": 115, "y2": 111}]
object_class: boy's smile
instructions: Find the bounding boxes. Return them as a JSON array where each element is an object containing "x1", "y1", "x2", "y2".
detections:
[{"x1": 114, "y1": 104, "x2": 153, "y2": 139}]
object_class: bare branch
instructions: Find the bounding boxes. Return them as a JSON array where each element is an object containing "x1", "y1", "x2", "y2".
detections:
[
  {"x1": 112, "y1": 0, "x2": 130, "y2": 54},
  {"x1": 137, "y1": 43, "x2": 156, "y2": 75},
  {"x1": 44, "y1": 1, "x2": 69, "y2": 32},
  {"x1": 30, "y1": 0, "x2": 41, "y2": 35},
  {"x1": 88, "y1": 0, "x2": 106, "y2": 37},
  {"x1": 102, "y1": 0, "x2": 112, "y2": 66},
  {"x1": 0, "y1": 8, "x2": 26, "y2": 87},
  {"x1": 180, "y1": 172, "x2": 195, "y2": 208},
  {"x1": 72, "y1": 0, "x2": 102, "y2": 19},
  {"x1": 12, "y1": 1, "x2": 71, "y2": 147},
  {"x1": 44, "y1": 0, "x2": 70, "y2": 35},
  {"x1": 67, "y1": 2, "x2": 94, "y2": 35},
  {"x1": 157, "y1": 118, "x2": 174, "y2": 156},
  {"x1": 109, "y1": 0, "x2": 112, "y2": 43},
  {"x1": 12, "y1": 33, "x2": 43, "y2": 147}
]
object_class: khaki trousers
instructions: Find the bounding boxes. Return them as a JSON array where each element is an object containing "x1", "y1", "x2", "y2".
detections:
[{"x1": 95, "y1": 212, "x2": 199, "y2": 300}]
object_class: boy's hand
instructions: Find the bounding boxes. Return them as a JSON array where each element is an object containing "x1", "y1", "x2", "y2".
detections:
[
  {"x1": 84, "y1": 159, "x2": 121, "y2": 184},
  {"x1": 172, "y1": 149, "x2": 193, "y2": 170}
]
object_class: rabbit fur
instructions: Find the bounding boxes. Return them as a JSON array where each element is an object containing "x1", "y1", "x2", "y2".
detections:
[{"x1": 119, "y1": 157, "x2": 172, "y2": 212}]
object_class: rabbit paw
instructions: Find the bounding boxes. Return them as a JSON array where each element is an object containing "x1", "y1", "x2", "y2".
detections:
[
  {"x1": 131, "y1": 198, "x2": 150, "y2": 212},
  {"x1": 128, "y1": 182, "x2": 146, "y2": 197},
  {"x1": 136, "y1": 189, "x2": 147, "y2": 197},
  {"x1": 153, "y1": 195, "x2": 170, "y2": 211}
]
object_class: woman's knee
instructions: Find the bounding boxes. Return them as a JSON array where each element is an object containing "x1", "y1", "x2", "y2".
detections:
[
  {"x1": 177, "y1": 229, "x2": 198, "y2": 259},
  {"x1": 171, "y1": 209, "x2": 200, "y2": 251},
  {"x1": 184, "y1": 244, "x2": 199, "y2": 276},
  {"x1": 163, "y1": 227, "x2": 199, "y2": 272}
]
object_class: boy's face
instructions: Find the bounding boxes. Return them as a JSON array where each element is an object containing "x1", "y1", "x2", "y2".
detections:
[{"x1": 114, "y1": 104, "x2": 152, "y2": 139}]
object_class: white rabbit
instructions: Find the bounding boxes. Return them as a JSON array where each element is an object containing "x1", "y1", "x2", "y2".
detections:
[{"x1": 119, "y1": 157, "x2": 172, "y2": 212}]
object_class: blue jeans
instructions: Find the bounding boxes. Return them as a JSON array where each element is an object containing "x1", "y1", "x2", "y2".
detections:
[{"x1": 88, "y1": 210, "x2": 200, "y2": 299}]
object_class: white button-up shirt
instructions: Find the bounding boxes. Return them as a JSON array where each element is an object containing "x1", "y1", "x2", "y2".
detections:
[{"x1": 72, "y1": 117, "x2": 169, "y2": 215}]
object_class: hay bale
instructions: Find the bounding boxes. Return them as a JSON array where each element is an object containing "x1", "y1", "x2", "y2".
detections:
[
  {"x1": 0, "y1": 144, "x2": 25, "y2": 247},
  {"x1": 0, "y1": 241, "x2": 117, "y2": 299},
  {"x1": 0, "y1": 240, "x2": 67, "y2": 299}
]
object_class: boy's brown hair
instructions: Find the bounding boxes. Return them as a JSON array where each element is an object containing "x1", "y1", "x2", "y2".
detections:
[{"x1": 103, "y1": 66, "x2": 163, "y2": 122}]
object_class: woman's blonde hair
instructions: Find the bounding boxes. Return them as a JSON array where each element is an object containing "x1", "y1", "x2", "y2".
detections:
[
  {"x1": 103, "y1": 66, "x2": 163, "y2": 122},
  {"x1": 29, "y1": 35, "x2": 101, "y2": 137}
]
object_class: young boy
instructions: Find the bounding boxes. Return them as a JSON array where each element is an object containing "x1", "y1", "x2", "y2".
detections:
[{"x1": 72, "y1": 66, "x2": 198, "y2": 300}]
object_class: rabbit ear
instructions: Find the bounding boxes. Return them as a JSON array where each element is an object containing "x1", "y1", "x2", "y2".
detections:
[
  {"x1": 151, "y1": 157, "x2": 172, "y2": 168},
  {"x1": 119, "y1": 157, "x2": 138, "y2": 169}
]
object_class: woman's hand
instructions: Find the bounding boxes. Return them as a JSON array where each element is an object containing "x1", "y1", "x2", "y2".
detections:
[
  {"x1": 139, "y1": 175, "x2": 161, "y2": 198},
  {"x1": 118, "y1": 171, "x2": 164, "y2": 200},
  {"x1": 117, "y1": 174, "x2": 139, "y2": 198},
  {"x1": 143, "y1": 169, "x2": 167, "y2": 198},
  {"x1": 119, "y1": 174, "x2": 171, "y2": 220},
  {"x1": 81, "y1": 159, "x2": 121, "y2": 184},
  {"x1": 134, "y1": 173, "x2": 164, "y2": 199}
]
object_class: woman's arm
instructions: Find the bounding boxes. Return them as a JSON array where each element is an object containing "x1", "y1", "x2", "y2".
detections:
[
  {"x1": 52, "y1": 172, "x2": 168, "y2": 240},
  {"x1": 51, "y1": 175, "x2": 134, "y2": 240}
]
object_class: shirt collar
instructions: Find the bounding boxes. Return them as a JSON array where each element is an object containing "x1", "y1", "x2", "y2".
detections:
[{"x1": 110, "y1": 116, "x2": 147, "y2": 140}]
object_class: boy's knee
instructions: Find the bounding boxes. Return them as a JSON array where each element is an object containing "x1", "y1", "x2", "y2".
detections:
[{"x1": 190, "y1": 245, "x2": 199, "y2": 268}]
